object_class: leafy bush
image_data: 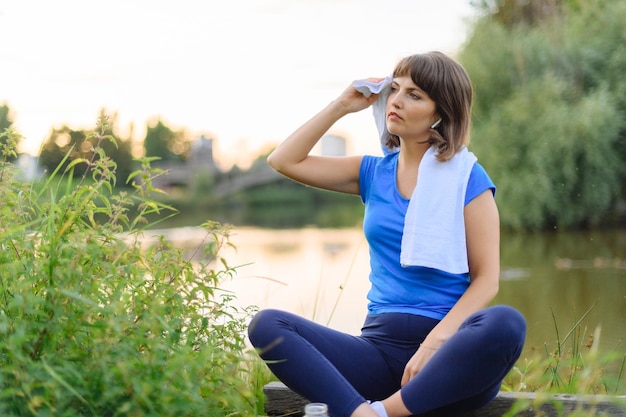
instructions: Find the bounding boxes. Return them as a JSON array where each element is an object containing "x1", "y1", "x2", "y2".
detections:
[
  {"x1": 460, "y1": 0, "x2": 626, "y2": 230},
  {"x1": 0, "y1": 119, "x2": 259, "y2": 416}
]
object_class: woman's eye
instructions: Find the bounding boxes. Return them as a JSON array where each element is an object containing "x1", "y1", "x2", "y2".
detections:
[{"x1": 410, "y1": 93, "x2": 421, "y2": 100}]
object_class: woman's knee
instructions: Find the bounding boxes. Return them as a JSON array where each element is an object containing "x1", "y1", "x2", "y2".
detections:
[
  {"x1": 492, "y1": 305, "x2": 526, "y2": 339},
  {"x1": 484, "y1": 305, "x2": 527, "y2": 355},
  {"x1": 247, "y1": 308, "x2": 287, "y2": 347},
  {"x1": 465, "y1": 305, "x2": 526, "y2": 349}
]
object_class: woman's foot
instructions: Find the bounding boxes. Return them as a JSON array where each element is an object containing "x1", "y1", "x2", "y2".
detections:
[
  {"x1": 369, "y1": 401, "x2": 388, "y2": 417},
  {"x1": 350, "y1": 402, "x2": 386, "y2": 417}
]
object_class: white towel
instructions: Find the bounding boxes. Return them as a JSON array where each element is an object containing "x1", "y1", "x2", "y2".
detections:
[
  {"x1": 354, "y1": 77, "x2": 477, "y2": 274},
  {"x1": 401, "y1": 146, "x2": 476, "y2": 273},
  {"x1": 353, "y1": 76, "x2": 397, "y2": 155}
]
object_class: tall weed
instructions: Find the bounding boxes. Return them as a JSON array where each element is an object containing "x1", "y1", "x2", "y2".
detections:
[
  {"x1": 504, "y1": 305, "x2": 625, "y2": 396},
  {"x1": 0, "y1": 118, "x2": 258, "y2": 416}
]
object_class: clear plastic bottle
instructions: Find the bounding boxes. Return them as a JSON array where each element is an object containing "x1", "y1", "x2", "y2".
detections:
[{"x1": 304, "y1": 402, "x2": 329, "y2": 417}]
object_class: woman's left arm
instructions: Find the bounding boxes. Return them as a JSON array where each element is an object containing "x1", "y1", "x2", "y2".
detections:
[{"x1": 401, "y1": 189, "x2": 500, "y2": 385}]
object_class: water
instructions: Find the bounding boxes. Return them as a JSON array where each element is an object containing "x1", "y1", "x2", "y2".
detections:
[{"x1": 151, "y1": 226, "x2": 626, "y2": 376}]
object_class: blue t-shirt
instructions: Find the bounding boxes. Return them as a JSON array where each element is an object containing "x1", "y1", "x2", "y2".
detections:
[{"x1": 359, "y1": 152, "x2": 496, "y2": 320}]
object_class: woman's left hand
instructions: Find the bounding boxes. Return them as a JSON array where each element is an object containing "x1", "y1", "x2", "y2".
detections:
[{"x1": 400, "y1": 344, "x2": 438, "y2": 386}]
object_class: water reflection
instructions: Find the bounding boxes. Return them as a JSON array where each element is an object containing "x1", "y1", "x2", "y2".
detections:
[
  {"x1": 148, "y1": 226, "x2": 626, "y2": 371},
  {"x1": 498, "y1": 229, "x2": 626, "y2": 358}
]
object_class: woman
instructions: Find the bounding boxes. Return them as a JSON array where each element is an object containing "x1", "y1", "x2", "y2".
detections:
[{"x1": 248, "y1": 51, "x2": 526, "y2": 417}]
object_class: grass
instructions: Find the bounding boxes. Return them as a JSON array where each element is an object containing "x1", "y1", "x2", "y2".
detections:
[
  {"x1": 0, "y1": 119, "x2": 264, "y2": 416},
  {"x1": 503, "y1": 305, "x2": 625, "y2": 397}
]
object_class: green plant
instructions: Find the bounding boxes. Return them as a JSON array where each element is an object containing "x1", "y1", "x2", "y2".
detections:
[
  {"x1": 503, "y1": 305, "x2": 625, "y2": 395},
  {"x1": 0, "y1": 117, "x2": 259, "y2": 416},
  {"x1": 500, "y1": 305, "x2": 626, "y2": 416}
]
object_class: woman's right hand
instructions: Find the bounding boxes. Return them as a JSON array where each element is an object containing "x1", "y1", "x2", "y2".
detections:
[
  {"x1": 334, "y1": 77, "x2": 385, "y2": 115},
  {"x1": 266, "y1": 78, "x2": 382, "y2": 195},
  {"x1": 401, "y1": 343, "x2": 439, "y2": 386}
]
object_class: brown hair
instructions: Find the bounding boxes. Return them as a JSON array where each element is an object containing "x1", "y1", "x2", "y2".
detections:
[{"x1": 385, "y1": 51, "x2": 473, "y2": 161}]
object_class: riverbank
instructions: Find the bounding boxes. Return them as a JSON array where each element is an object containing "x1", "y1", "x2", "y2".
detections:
[{"x1": 143, "y1": 225, "x2": 626, "y2": 392}]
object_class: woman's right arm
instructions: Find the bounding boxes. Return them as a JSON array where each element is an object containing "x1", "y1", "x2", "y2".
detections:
[{"x1": 267, "y1": 80, "x2": 382, "y2": 195}]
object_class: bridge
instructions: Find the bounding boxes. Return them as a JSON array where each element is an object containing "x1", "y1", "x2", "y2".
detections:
[
  {"x1": 149, "y1": 134, "x2": 347, "y2": 198},
  {"x1": 149, "y1": 134, "x2": 349, "y2": 198},
  {"x1": 212, "y1": 167, "x2": 285, "y2": 198},
  {"x1": 152, "y1": 162, "x2": 286, "y2": 198}
]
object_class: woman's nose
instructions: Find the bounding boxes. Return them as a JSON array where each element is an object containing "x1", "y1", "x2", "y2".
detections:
[{"x1": 388, "y1": 92, "x2": 402, "y2": 108}]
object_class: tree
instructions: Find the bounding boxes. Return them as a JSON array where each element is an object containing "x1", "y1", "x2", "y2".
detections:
[
  {"x1": 143, "y1": 119, "x2": 189, "y2": 162},
  {"x1": 0, "y1": 103, "x2": 19, "y2": 161},
  {"x1": 38, "y1": 125, "x2": 89, "y2": 177},
  {"x1": 460, "y1": 0, "x2": 626, "y2": 230},
  {"x1": 470, "y1": 0, "x2": 563, "y2": 26},
  {"x1": 38, "y1": 111, "x2": 135, "y2": 186}
]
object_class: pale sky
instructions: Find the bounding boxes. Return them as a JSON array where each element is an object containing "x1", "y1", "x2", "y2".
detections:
[{"x1": 1, "y1": 0, "x2": 476, "y2": 168}]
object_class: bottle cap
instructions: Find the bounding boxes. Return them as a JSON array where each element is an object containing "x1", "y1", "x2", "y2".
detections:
[{"x1": 304, "y1": 402, "x2": 328, "y2": 416}]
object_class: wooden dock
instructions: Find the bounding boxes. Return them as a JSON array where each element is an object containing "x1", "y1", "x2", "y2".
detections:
[{"x1": 263, "y1": 381, "x2": 626, "y2": 417}]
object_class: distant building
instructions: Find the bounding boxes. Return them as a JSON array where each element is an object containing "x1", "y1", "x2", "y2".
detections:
[
  {"x1": 321, "y1": 135, "x2": 346, "y2": 156},
  {"x1": 152, "y1": 135, "x2": 220, "y2": 189},
  {"x1": 188, "y1": 135, "x2": 219, "y2": 172}
]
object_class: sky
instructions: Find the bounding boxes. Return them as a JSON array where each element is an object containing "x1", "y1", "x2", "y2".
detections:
[{"x1": 1, "y1": 0, "x2": 477, "y2": 168}]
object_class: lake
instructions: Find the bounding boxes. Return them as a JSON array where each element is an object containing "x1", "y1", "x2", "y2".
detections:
[{"x1": 147, "y1": 225, "x2": 626, "y2": 379}]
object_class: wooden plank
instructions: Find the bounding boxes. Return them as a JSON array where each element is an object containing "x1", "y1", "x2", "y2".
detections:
[{"x1": 263, "y1": 381, "x2": 626, "y2": 417}]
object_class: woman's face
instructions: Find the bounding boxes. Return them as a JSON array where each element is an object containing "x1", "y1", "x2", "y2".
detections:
[{"x1": 386, "y1": 76, "x2": 438, "y2": 144}]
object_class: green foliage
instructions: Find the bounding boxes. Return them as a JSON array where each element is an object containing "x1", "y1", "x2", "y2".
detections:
[
  {"x1": 0, "y1": 118, "x2": 259, "y2": 416},
  {"x1": 0, "y1": 104, "x2": 12, "y2": 132},
  {"x1": 470, "y1": 0, "x2": 564, "y2": 27},
  {"x1": 38, "y1": 110, "x2": 135, "y2": 187},
  {"x1": 504, "y1": 306, "x2": 625, "y2": 396},
  {"x1": 473, "y1": 75, "x2": 622, "y2": 229},
  {"x1": 0, "y1": 128, "x2": 20, "y2": 171},
  {"x1": 461, "y1": 0, "x2": 626, "y2": 230},
  {"x1": 501, "y1": 306, "x2": 626, "y2": 417},
  {"x1": 0, "y1": 104, "x2": 18, "y2": 162},
  {"x1": 143, "y1": 119, "x2": 189, "y2": 162}
]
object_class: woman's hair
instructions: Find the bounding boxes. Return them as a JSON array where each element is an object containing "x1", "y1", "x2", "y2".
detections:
[{"x1": 385, "y1": 51, "x2": 473, "y2": 161}]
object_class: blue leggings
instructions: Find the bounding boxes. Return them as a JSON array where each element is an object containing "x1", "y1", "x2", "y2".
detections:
[{"x1": 248, "y1": 305, "x2": 526, "y2": 417}]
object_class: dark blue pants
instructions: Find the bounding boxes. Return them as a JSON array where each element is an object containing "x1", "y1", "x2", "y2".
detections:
[{"x1": 248, "y1": 305, "x2": 526, "y2": 417}]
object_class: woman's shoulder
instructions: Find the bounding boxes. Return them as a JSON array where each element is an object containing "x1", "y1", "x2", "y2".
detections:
[
  {"x1": 470, "y1": 162, "x2": 493, "y2": 184},
  {"x1": 362, "y1": 151, "x2": 398, "y2": 168},
  {"x1": 466, "y1": 161, "x2": 496, "y2": 204},
  {"x1": 360, "y1": 152, "x2": 397, "y2": 179},
  {"x1": 471, "y1": 161, "x2": 488, "y2": 175},
  {"x1": 359, "y1": 152, "x2": 398, "y2": 199}
]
